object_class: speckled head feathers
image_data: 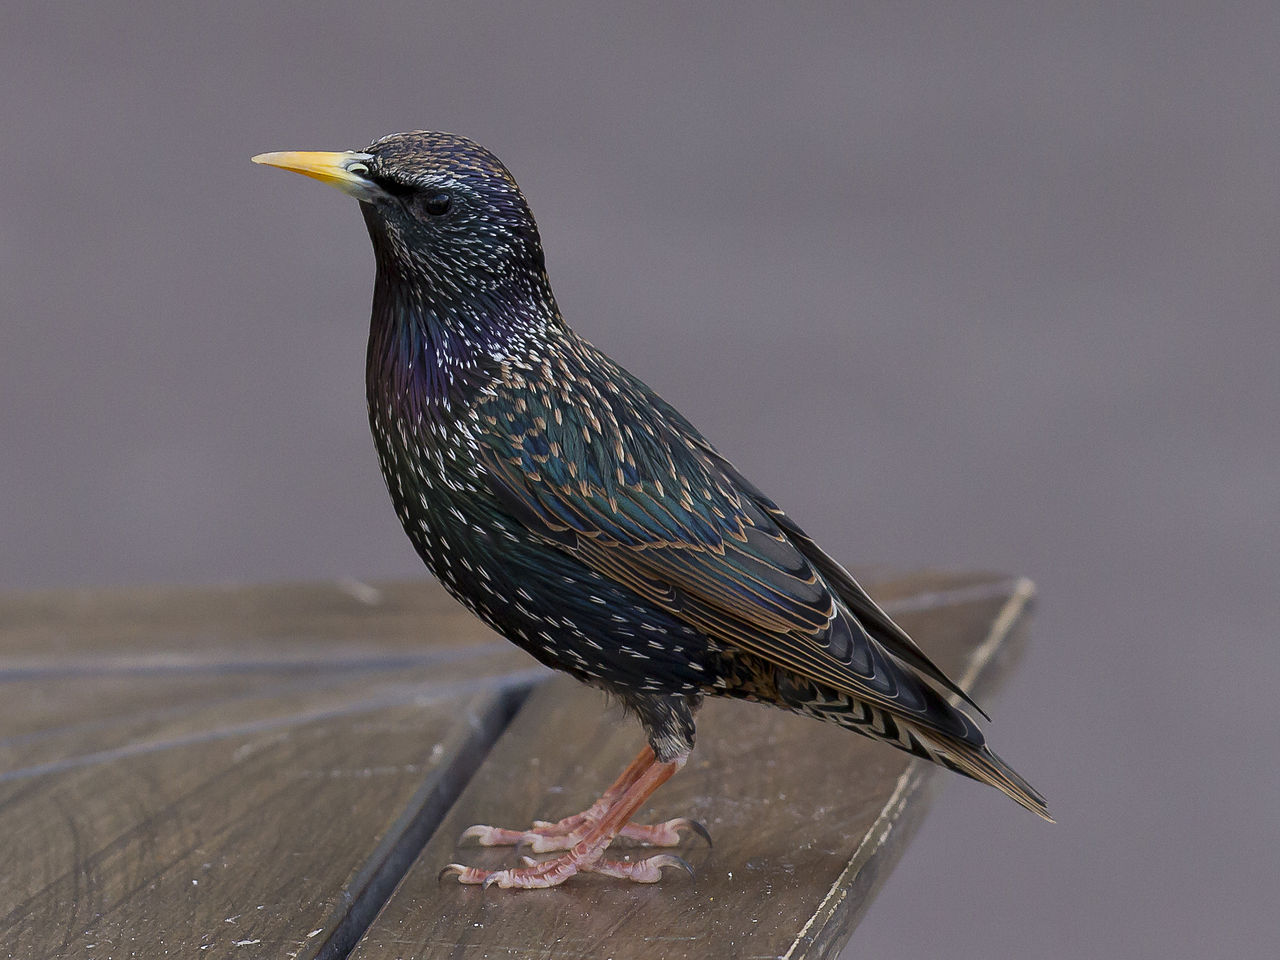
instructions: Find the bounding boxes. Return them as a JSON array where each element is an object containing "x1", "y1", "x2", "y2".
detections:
[
  {"x1": 364, "y1": 131, "x2": 522, "y2": 194},
  {"x1": 354, "y1": 131, "x2": 545, "y2": 288}
]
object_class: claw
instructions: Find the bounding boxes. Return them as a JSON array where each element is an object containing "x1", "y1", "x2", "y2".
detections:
[
  {"x1": 654, "y1": 817, "x2": 712, "y2": 848},
  {"x1": 460, "y1": 823, "x2": 541, "y2": 847},
  {"x1": 459, "y1": 824, "x2": 509, "y2": 846},
  {"x1": 440, "y1": 862, "x2": 497, "y2": 885},
  {"x1": 615, "y1": 816, "x2": 712, "y2": 847},
  {"x1": 658, "y1": 854, "x2": 696, "y2": 879},
  {"x1": 684, "y1": 819, "x2": 713, "y2": 849}
]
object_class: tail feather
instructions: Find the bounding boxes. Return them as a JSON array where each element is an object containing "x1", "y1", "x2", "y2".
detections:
[
  {"x1": 917, "y1": 728, "x2": 1054, "y2": 822},
  {"x1": 784, "y1": 684, "x2": 1052, "y2": 821}
]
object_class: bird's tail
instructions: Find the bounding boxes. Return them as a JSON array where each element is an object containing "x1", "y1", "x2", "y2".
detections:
[
  {"x1": 915, "y1": 728, "x2": 1054, "y2": 822},
  {"x1": 783, "y1": 684, "x2": 1052, "y2": 820}
]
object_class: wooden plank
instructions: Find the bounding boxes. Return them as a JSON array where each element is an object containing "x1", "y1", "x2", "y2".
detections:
[
  {"x1": 347, "y1": 571, "x2": 1036, "y2": 960},
  {"x1": 0, "y1": 571, "x2": 1038, "y2": 959},
  {"x1": 0, "y1": 579, "x2": 542, "y2": 960},
  {"x1": 0, "y1": 579, "x2": 499, "y2": 664}
]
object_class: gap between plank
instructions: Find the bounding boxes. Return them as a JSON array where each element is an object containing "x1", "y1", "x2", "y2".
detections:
[{"x1": 308, "y1": 682, "x2": 534, "y2": 960}]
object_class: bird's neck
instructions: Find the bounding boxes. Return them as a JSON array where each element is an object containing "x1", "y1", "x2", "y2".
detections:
[{"x1": 364, "y1": 254, "x2": 559, "y2": 425}]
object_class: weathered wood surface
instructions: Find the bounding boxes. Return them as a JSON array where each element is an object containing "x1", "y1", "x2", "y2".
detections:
[
  {"x1": 0, "y1": 581, "x2": 540, "y2": 960},
  {"x1": 0, "y1": 571, "x2": 1035, "y2": 960}
]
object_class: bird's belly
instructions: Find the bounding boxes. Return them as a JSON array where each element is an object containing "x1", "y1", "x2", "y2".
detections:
[{"x1": 377, "y1": 438, "x2": 714, "y2": 697}]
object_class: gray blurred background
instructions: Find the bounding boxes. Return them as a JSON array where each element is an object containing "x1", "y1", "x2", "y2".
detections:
[{"x1": 4, "y1": 1, "x2": 1277, "y2": 956}]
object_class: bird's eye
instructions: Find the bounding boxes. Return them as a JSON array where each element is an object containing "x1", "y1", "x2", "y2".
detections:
[{"x1": 422, "y1": 192, "x2": 452, "y2": 216}]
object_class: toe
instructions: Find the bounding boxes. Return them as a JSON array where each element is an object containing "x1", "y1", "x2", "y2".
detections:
[
  {"x1": 584, "y1": 853, "x2": 695, "y2": 883},
  {"x1": 439, "y1": 862, "x2": 491, "y2": 885},
  {"x1": 617, "y1": 817, "x2": 713, "y2": 847}
]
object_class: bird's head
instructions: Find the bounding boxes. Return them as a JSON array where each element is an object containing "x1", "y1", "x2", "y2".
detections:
[{"x1": 254, "y1": 131, "x2": 545, "y2": 295}]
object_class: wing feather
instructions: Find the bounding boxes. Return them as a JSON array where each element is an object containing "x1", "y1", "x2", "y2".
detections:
[{"x1": 474, "y1": 347, "x2": 982, "y2": 739}]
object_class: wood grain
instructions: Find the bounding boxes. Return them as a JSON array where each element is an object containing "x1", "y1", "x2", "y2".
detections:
[
  {"x1": 347, "y1": 572, "x2": 1037, "y2": 960},
  {"x1": 0, "y1": 579, "x2": 539, "y2": 960}
]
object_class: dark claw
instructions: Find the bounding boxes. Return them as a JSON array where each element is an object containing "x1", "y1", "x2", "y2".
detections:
[
  {"x1": 513, "y1": 839, "x2": 530, "y2": 862},
  {"x1": 438, "y1": 863, "x2": 465, "y2": 883},
  {"x1": 663, "y1": 854, "x2": 696, "y2": 879},
  {"x1": 685, "y1": 819, "x2": 713, "y2": 849}
]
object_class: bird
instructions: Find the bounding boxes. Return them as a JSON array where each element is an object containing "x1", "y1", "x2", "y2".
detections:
[{"x1": 253, "y1": 131, "x2": 1050, "y2": 889}]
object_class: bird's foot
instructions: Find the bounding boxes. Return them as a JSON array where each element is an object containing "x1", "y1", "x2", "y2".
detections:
[
  {"x1": 443, "y1": 745, "x2": 696, "y2": 889},
  {"x1": 460, "y1": 814, "x2": 709, "y2": 852},
  {"x1": 440, "y1": 851, "x2": 693, "y2": 889}
]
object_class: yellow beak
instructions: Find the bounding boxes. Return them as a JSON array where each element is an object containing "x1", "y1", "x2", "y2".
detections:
[{"x1": 251, "y1": 150, "x2": 380, "y2": 200}]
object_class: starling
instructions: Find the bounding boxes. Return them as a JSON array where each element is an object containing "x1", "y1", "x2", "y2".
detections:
[{"x1": 253, "y1": 132, "x2": 1050, "y2": 890}]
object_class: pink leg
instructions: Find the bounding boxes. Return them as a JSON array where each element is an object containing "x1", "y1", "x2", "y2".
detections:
[{"x1": 441, "y1": 748, "x2": 698, "y2": 889}]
